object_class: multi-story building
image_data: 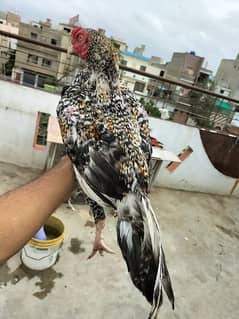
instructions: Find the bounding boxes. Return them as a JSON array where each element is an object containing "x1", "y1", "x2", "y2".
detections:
[
  {"x1": 57, "y1": 22, "x2": 82, "y2": 82},
  {"x1": 166, "y1": 51, "x2": 204, "y2": 84},
  {"x1": 12, "y1": 19, "x2": 81, "y2": 89},
  {"x1": 0, "y1": 11, "x2": 20, "y2": 74},
  {"x1": 13, "y1": 19, "x2": 63, "y2": 87},
  {"x1": 214, "y1": 54, "x2": 239, "y2": 99},
  {"x1": 119, "y1": 45, "x2": 166, "y2": 97},
  {"x1": 111, "y1": 37, "x2": 128, "y2": 51},
  {"x1": 165, "y1": 51, "x2": 212, "y2": 98}
]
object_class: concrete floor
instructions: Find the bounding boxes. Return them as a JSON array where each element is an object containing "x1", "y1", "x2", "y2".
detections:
[{"x1": 0, "y1": 161, "x2": 239, "y2": 319}]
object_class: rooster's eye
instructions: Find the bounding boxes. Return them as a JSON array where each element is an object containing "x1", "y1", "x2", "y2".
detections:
[{"x1": 78, "y1": 34, "x2": 83, "y2": 41}]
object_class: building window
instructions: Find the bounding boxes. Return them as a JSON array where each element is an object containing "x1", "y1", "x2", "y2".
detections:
[
  {"x1": 134, "y1": 81, "x2": 145, "y2": 92},
  {"x1": 159, "y1": 70, "x2": 165, "y2": 77},
  {"x1": 42, "y1": 58, "x2": 52, "y2": 67},
  {"x1": 30, "y1": 32, "x2": 38, "y2": 40},
  {"x1": 32, "y1": 23, "x2": 41, "y2": 28},
  {"x1": 1, "y1": 38, "x2": 7, "y2": 46},
  {"x1": 27, "y1": 54, "x2": 38, "y2": 64},
  {"x1": 64, "y1": 27, "x2": 71, "y2": 33},
  {"x1": 121, "y1": 59, "x2": 127, "y2": 66},
  {"x1": 23, "y1": 71, "x2": 36, "y2": 86},
  {"x1": 0, "y1": 50, "x2": 8, "y2": 57},
  {"x1": 51, "y1": 38, "x2": 57, "y2": 45},
  {"x1": 37, "y1": 112, "x2": 50, "y2": 145},
  {"x1": 33, "y1": 112, "x2": 50, "y2": 149},
  {"x1": 187, "y1": 67, "x2": 194, "y2": 76},
  {"x1": 220, "y1": 89, "x2": 225, "y2": 94},
  {"x1": 37, "y1": 75, "x2": 47, "y2": 88},
  {"x1": 140, "y1": 65, "x2": 146, "y2": 72}
]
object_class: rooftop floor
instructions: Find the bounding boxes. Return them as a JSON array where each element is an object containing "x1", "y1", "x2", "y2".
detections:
[{"x1": 0, "y1": 161, "x2": 239, "y2": 319}]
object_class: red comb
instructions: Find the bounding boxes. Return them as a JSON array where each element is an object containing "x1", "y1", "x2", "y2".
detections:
[{"x1": 71, "y1": 26, "x2": 83, "y2": 38}]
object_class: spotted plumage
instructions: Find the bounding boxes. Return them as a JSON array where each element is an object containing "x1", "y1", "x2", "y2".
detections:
[{"x1": 57, "y1": 27, "x2": 174, "y2": 319}]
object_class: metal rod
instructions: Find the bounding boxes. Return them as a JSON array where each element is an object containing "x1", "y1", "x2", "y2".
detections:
[
  {"x1": 1, "y1": 30, "x2": 239, "y2": 106},
  {"x1": 0, "y1": 30, "x2": 68, "y2": 52},
  {"x1": 121, "y1": 65, "x2": 239, "y2": 105}
]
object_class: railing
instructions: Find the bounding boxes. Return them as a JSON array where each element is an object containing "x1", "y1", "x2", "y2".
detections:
[{"x1": 1, "y1": 29, "x2": 239, "y2": 130}]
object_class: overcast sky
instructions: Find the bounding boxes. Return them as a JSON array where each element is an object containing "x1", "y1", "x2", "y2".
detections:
[{"x1": 2, "y1": 0, "x2": 239, "y2": 72}]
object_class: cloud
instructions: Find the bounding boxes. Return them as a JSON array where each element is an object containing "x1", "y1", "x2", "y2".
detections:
[
  {"x1": 1, "y1": 0, "x2": 239, "y2": 71},
  {"x1": 137, "y1": 13, "x2": 164, "y2": 33}
]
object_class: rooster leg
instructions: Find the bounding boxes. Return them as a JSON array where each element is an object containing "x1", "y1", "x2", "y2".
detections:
[
  {"x1": 67, "y1": 197, "x2": 76, "y2": 211},
  {"x1": 88, "y1": 219, "x2": 115, "y2": 258},
  {"x1": 87, "y1": 198, "x2": 115, "y2": 258}
]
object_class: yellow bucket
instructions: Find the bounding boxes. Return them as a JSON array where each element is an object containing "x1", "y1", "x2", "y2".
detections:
[{"x1": 21, "y1": 216, "x2": 65, "y2": 270}]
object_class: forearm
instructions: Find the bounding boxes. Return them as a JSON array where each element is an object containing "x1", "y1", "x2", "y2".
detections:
[{"x1": 0, "y1": 156, "x2": 76, "y2": 264}]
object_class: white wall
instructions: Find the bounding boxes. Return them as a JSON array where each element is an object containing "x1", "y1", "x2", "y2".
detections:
[
  {"x1": 149, "y1": 117, "x2": 239, "y2": 196},
  {"x1": 0, "y1": 80, "x2": 60, "y2": 169},
  {"x1": 0, "y1": 79, "x2": 238, "y2": 196}
]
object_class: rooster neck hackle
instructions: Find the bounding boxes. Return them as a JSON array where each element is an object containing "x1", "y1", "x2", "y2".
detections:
[{"x1": 85, "y1": 29, "x2": 120, "y2": 87}]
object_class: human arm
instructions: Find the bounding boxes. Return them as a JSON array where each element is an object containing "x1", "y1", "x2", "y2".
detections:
[{"x1": 0, "y1": 156, "x2": 76, "y2": 264}]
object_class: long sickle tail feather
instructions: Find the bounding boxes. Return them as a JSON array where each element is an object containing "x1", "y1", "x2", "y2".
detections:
[{"x1": 117, "y1": 193, "x2": 174, "y2": 319}]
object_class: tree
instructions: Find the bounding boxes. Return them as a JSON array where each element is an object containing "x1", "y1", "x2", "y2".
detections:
[
  {"x1": 140, "y1": 98, "x2": 161, "y2": 118},
  {"x1": 188, "y1": 90, "x2": 215, "y2": 128},
  {"x1": 3, "y1": 49, "x2": 16, "y2": 76}
]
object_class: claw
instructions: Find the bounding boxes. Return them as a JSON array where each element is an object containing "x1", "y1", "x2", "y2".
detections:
[
  {"x1": 88, "y1": 219, "x2": 115, "y2": 259},
  {"x1": 88, "y1": 237, "x2": 115, "y2": 259}
]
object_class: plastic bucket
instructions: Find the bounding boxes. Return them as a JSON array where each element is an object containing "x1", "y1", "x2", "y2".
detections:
[{"x1": 21, "y1": 215, "x2": 64, "y2": 270}]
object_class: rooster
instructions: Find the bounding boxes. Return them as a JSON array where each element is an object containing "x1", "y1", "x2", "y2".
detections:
[{"x1": 57, "y1": 26, "x2": 174, "y2": 318}]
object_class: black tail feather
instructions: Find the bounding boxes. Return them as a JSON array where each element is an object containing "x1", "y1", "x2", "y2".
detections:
[
  {"x1": 161, "y1": 248, "x2": 175, "y2": 310},
  {"x1": 116, "y1": 193, "x2": 174, "y2": 319}
]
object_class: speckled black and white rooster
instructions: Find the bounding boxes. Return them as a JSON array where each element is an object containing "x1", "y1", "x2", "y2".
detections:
[{"x1": 57, "y1": 26, "x2": 174, "y2": 319}]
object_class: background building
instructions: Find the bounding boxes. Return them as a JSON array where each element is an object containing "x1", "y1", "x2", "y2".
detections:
[
  {"x1": 11, "y1": 18, "x2": 82, "y2": 89},
  {"x1": 214, "y1": 54, "x2": 239, "y2": 99},
  {"x1": 119, "y1": 44, "x2": 166, "y2": 97},
  {"x1": 57, "y1": 22, "x2": 82, "y2": 82},
  {"x1": 166, "y1": 51, "x2": 212, "y2": 91},
  {"x1": 0, "y1": 11, "x2": 20, "y2": 75},
  {"x1": 13, "y1": 19, "x2": 63, "y2": 88},
  {"x1": 166, "y1": 51, "x2": 204, "y2": 84}
]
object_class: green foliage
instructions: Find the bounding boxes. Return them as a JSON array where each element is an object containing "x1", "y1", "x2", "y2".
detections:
[
  {"x1": 4, "y1": 50, "x2": 16, "y2": 76},
  {"x1": 45, "y1": 76, "x2": 57, "y2": 86},
  {"x1": 140, "y1": 98, "x2": 161, "y2": 118},
  {"x1": 188, "y1": 91, "x2": 215, "y2": 128},
  {"x1": 111, "y1": 39, "x2": 120, "y2": 50},
  {"x1": 37, "y1": 112, "x2": 50, "y2": 146}
]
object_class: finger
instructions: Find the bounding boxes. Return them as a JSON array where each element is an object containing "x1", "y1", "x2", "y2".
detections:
[
  {"x1": 88, "y1": 249, "x2": 97, "y2": 259},
  {"x1": 102, "y1": 244, "x2": 115, "y2": 255}
]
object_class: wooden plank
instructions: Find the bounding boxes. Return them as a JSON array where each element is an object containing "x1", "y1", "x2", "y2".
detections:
[{"x1": 47, "y1": 116, "x2": 63, "y2": 144}]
